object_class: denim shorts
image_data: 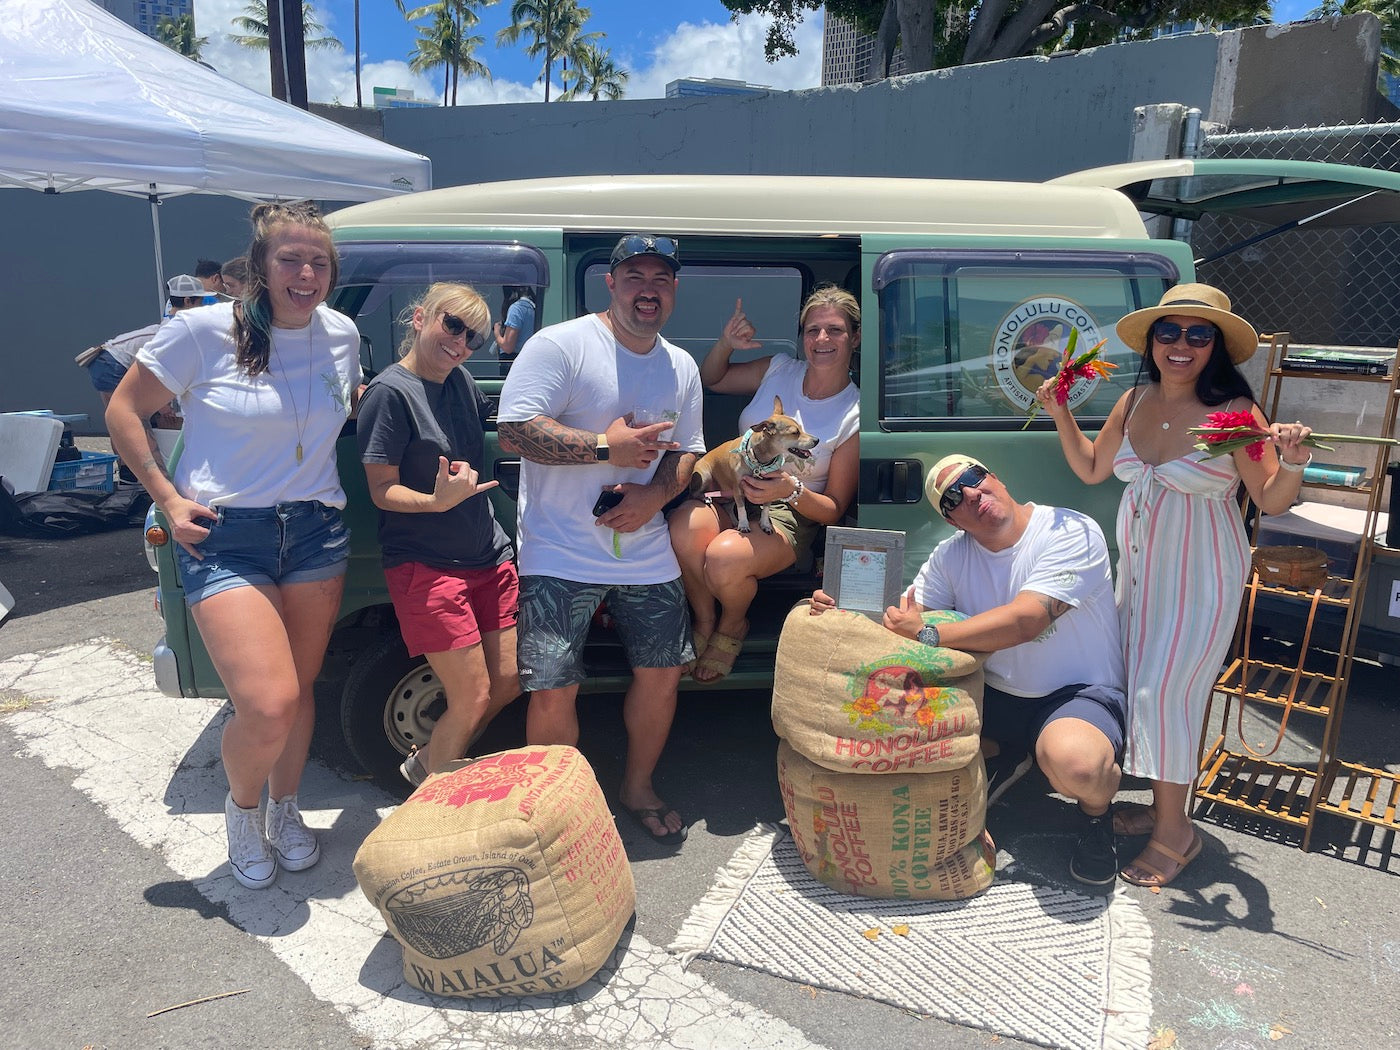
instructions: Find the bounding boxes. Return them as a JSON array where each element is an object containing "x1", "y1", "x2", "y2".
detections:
[
  {"x1": 516, "y1": 575, "x2": 693, "y2": 691},
  {"x1": 86, "y1": 350, "x2": 129, "y2": 394},
  {"x1": 176, "y1": 501, "x2": 350, "y2": 606}
]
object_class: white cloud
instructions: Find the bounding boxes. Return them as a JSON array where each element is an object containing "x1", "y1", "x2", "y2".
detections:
[{"x1": 189, "y1": 2, "x2": 823, "y2": 106}]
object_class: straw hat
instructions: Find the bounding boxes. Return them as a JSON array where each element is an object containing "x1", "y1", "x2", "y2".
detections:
[{"x1": 1116, "y1": 283, "x2": 1260, "y2": 365}]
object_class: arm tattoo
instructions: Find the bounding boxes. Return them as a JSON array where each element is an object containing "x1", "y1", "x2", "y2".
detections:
[
  {"x1": 498, "y1": 416, "x2": 596, "y2": 464},
  {"x1": 1035, "y1": 594, "x2": 1074, "y2": 622},
  {"x1": 648, "y1": 451, "x2": 698, "y2": 500}
]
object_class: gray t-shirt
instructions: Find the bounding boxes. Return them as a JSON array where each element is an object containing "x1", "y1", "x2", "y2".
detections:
[{"x1": 357, "y1": 362, "x2": 512, "y2": 571}]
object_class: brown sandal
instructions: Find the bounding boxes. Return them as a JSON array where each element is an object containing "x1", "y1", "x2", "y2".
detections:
[
  {"x1": 1120, "y1": 833, "x2": 1202, "y2": 888},
  {"x1": 693, "y1": 624, "x2": 747, "y2": 684},
  {"x1": 1112, "y1": 802, "x2": 1156, "y2": 837}
]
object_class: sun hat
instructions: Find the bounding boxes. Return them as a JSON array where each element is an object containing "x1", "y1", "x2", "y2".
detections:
[
  {"x1": 925, "y1": 453, "x2": 990, "y2": 514},
  {"x1": 166, "y1": 273, "x2": 206, "y2": 299},
  {"x1": 608, "y1": 233, "x2": 681, "y2": 273},
  {"x1": 1115, "y1": 283, "x2": 1260, "y2": 365}
]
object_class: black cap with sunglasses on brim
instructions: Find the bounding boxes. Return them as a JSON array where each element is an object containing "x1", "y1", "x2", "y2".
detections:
[{"x1": 609, "y1": 233, "x2": 681, "y2": 273}]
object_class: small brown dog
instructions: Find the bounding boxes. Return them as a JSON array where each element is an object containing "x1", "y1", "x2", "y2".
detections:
[{"x1": 689, "y1": 396, "x2": 818, "y2": 534}]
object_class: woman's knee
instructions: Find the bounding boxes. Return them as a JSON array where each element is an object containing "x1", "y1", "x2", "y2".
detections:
[{"x1": 230, "y1": 689, "x2": 302, "y2": 742}]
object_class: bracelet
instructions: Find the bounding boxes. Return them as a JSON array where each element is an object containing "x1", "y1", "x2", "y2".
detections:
[
  {"x1": 782, "y1": 477, "x2": 804, "y2": 505},
  {"x1": 1279, "y1": 453, "x2": 1312, "y2": 474}
]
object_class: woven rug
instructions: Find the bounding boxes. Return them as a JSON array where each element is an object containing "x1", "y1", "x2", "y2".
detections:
[{"x1": 671, "y1": 825, "x2": 1151, "y2": 1050}]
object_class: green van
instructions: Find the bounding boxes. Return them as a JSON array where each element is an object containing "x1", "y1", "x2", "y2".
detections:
[{"x1": 146, "y1": 162, "x2": 1400, "y2": 779}]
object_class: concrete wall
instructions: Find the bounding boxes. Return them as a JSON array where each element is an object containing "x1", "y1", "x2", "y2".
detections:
[{"x1": 1, "y1": 16, "x2": 1383, "y2": 428}]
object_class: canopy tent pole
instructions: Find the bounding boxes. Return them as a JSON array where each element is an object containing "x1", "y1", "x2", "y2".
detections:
[
  {"x1": 1192, "y1": 191, "x2": 1380, "y2": 266},
  {"x1": 148, "y1": 185, "x2": 165, "y2": 317}
]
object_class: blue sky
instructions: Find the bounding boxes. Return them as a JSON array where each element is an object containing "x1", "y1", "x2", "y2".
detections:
[{"x1": 193, "y1": 0, "x2": 1321, "y2": 106}]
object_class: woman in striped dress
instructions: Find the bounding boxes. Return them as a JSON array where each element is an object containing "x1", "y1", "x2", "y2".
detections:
[{"x1": 1036, "y1": 284, "x2": 1313, "y2": 888}]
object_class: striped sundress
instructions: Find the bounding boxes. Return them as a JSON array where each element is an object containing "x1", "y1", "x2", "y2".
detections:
[{"x1": 1112, "y1": 430, "x2": 1250, "y2": 784}]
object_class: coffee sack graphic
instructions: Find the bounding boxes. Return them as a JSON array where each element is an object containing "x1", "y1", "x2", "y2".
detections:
[
  {"x1": 990, "y1": 297, "x2": 1107, "y2": 412},
  {"x1": 415, "y1": 750, "x2": 552, "y2": 808},
  {"x1": 386, "y1": 865, "x2": 535, "y2": 959}
]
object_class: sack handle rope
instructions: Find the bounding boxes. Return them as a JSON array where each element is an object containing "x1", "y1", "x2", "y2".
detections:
[{"x1": 1237, "y1": 570, "x2": 1324, "y2": 759}]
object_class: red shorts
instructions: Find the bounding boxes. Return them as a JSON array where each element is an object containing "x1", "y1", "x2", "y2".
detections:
[{"x1": 384, "y1": 560, "x2": 520, "y2": 657}]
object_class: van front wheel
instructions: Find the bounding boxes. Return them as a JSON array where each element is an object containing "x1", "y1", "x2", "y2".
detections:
[{"x1": 338, "y1": 634, "x2": 444, "y2": 781}]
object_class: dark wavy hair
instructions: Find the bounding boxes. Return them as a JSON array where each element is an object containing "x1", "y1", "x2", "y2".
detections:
[
  {"x1": 232, "y1": 202, "x2": 338, "y2": 376},
  {"x1": 1140, "y1": 321, "x2": 1256, "y2": 406}
]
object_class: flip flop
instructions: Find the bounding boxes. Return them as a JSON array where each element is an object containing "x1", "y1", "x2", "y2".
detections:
[
  {"x1": 693, "y1": 624, "x2": 748, "y2": 684},
  {"x1": 1112, "y1": 802, "x2": 1157, "y2": 837},
  {"x1": 624, "y1": 802, "x2": 687, "y2": 845},
  {"x1": 1119, "y1": 832, "x2": 1202, "y2": 888}
]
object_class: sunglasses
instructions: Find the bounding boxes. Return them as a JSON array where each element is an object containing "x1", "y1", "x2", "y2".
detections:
[
  {"x1": 440, "y1": 311, "x2": 486, "y2": 351},
  {"x1": 611, "y1": 234, "x2": 680, "y2": 268},
  {"x1": 939, "y1": 465, "x2": 990, "y2": 518},
  {"x1": 1152, "y1": 321, "x2": 1216, "y2": 349}
]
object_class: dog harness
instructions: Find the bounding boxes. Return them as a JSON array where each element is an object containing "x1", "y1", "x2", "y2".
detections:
[{"x1": 734, "y1": 427, "x2": 791, "y2": 477}]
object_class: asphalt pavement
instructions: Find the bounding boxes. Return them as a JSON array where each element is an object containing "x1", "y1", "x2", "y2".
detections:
[{"x1": 2, "y1": 519, "x2": 1398, "y2": 1050}]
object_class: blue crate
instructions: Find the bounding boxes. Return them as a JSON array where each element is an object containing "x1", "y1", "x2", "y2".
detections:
[{"x1": 48, "y1": 451, "x2": 118, "y2": 493}]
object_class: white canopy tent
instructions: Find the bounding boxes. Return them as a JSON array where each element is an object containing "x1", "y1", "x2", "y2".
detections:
[{"x1": 0, "y1": 0, "x2": 432, "y2": 312}]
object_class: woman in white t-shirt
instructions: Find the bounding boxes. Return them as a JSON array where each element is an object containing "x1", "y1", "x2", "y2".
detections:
[
  {"x1": 107, "y1": 202, "x2": 363, "y2": 891},
  {"x1": 669, "y1": 285, "x2": 861, "y2": 683}
]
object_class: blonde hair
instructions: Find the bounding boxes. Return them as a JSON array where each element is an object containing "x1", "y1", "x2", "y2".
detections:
[
  {"x1": 799, "y1": 284, "x2": 861, "y2": 343},
  {"x1": 398, "y1": 282, "x2": 492, "y2": 358}
]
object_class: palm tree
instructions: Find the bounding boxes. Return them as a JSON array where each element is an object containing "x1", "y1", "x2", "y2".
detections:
[
  {"x1": 354, "y1": 0, "x2": 362, "y2": 105},
  {"x1": 561, "y1": 43, "x2": 627, "y2": 101},
  {"x1": 497, "y1": 0, "x2": 600, "y2": 102},
  {"x1": 229, "y1": 0, "x2": 343, "y2": 52},
  {"x1": 155, "y1": 13, "x2": 208, "y2": 60},
  {"x1": 409, "y1": 8, "x2": 492, "y2": 105},
  {"x1": 401, "y1": 1, "x2": 495, "y2": 107}
]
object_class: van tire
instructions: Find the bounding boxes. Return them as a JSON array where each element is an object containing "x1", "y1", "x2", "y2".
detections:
[{"x1": 339, "y1": 634, "x2": 445, "y2": 780}]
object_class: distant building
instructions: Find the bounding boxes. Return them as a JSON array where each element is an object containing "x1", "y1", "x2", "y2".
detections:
[
  {"x1": 98, "y1": 0, "x2": 193, "y2": 39},
  {"x1": 372, "y1": 87, "x2": 437, "y2": 110},
  {"x1": 665, "y1": 78, "x2": 771, "y2": 99},
  {"x1": 822, "y1": 11, "x2": 906, "y2": 86}
]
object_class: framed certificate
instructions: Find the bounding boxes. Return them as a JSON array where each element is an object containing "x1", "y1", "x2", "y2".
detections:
[{"x1": 822, "y1": 527, "x2": 906, "y2": 620}]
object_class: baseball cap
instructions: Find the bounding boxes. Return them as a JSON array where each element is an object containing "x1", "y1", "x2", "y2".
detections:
[
  {"x1": 166, "y1": 274, "x2": 206, "y2": 299},
  {"x1": 925, "y1": 454, "x2": 990, "y2": 515},
  {"x1": 609, "y1": 233, "x2": 680, "y2": 273}
]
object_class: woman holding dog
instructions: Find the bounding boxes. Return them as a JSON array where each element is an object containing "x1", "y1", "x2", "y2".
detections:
[
  {"x1": 1035, "y1": 283, "x2": 1312, "y2": 888},
  {"x1": 357, "y1": 283, "x2": 521, "y2": 787},
  {"x1": 106, "y1": 202, "x2": 362, "y2": 890},
  {"x1": 670, "y1": 284, "x2": 861, "y2": 683}
]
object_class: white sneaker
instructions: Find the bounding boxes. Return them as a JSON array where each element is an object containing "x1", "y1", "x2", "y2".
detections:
[
  {"x1": 225, "y1": 793, "x2": 276, "y2": 889},
  {"x1": 265, "y1": 794, "x2": 321, "y2": 872}
]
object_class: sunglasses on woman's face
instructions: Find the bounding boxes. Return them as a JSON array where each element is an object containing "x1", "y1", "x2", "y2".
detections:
[
  {"x1": 939, "y1": 465, "x2": 990, "y2": 518},
  {"x1": 1152, "y1": 321, "x2": 1215, "y2": 349},
  {"x1": 440, "y1": 311, "x2": 486, "y2": 351}
]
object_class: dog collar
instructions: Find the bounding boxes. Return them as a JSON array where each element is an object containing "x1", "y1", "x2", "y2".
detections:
[{"x1": 736, "y1": 428, "x2": 789, "y2": 477}]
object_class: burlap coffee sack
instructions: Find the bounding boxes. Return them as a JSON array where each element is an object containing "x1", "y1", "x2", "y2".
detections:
[
  {"x1": 773, "y1": 603, "x2": 984, "y2": 774},
  {"x1": 778, "y1": 738, "x2": 994, "y2": 901},
  {"x1": 353, "y1": 745, "x2": 634, "y2": 998}
]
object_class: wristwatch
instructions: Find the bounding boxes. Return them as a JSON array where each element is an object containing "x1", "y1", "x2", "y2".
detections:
[
  {"x1": 917, "y1": 625, "x2": 941, "y2": 648},
  {"x1": 595, "y1": 434, "x2": 610, "y2": 462}
]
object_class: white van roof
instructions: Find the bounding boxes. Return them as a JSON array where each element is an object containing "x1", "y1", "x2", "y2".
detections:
[{"x1": 326, "y1": 174, "x2": 1150, "y2": 240}]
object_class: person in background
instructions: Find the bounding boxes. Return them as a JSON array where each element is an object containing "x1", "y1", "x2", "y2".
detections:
[
  {"x1": 810, "y1": 453, "x2": 1127, "y2": 889},
  {"x1": 357, "y1": 283, "x2": 521, "y2": 786},
  {"x1": 496, "y1": 233, "x2": 704, "y2": 846},
  {"x1": 668, "y1": 286, "x2": 860, "y2": 683},
  {"x1": 221, "y1": 256, "x2": 250, "y2": 301},
  {"x1": 195, "y1": 258, "x2": 225, "y2": 302},
  {"x1": 1037, "y1": 283, "x2": 1312, "y2": 889},
  {"x1": 107, "y1": 203, "x2": 362, "y2": 890},
  {"x1": 493, "y1": 285, "x2": 537, "y2": 374}
]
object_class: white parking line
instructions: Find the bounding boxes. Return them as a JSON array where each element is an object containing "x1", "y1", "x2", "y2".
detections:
[{"x1": 0, "y1": 640, "x2": 824, "y2": 1050}]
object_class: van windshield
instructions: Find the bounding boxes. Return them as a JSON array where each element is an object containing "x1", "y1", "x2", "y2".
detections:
[{"x1": 875, "y1": 250, "x2": 1178, "y2": 425}]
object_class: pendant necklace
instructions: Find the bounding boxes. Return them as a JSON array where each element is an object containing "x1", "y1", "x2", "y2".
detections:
[{"x1": 270, "y1": 321, "x2": 315, "y2": 463}]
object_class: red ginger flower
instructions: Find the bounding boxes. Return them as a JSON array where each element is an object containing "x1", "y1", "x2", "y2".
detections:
[
  {"x1": 1200, "y1": 410, "x2": 1268, "y2": 461},
  {"x1": 1022, "y1": 330, "x2": 1117, "y2": 429}
]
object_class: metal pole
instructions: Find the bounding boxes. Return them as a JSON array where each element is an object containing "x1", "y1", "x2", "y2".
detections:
[
  {"x1": 148, "y1": 186, "x2": 166, "y2": 318},
  {"x1": 1171, "y1": 108, "x2": 1203, "y2": 244}
]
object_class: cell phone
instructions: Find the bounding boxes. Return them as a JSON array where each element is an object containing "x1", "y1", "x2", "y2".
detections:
[{"x1": 592, "y1": 489, "x2": 624, "y2": 518}]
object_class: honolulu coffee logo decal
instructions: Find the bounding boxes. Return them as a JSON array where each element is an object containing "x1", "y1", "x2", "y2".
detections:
[{"x1": 991, "y1": 296, "x2": 1106, "y2": 412}]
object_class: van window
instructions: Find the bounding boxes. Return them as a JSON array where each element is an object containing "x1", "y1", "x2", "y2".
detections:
[
  {"x1": 332, "y1": 242, "x2": 549, "y2": 379},
  {"x1": 874, "y1": 250, "x2": 1178, "y2": 425},
  {"x1": 582, "y1": 263, "x2": 803, "y2": 365}
]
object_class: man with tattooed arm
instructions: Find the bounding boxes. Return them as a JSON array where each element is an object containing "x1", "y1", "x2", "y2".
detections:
[
  {"x1": 811, "y1": 453, "x2": 1127, "y2": 888},
  {"x1": 496, "y1": 234, "x2": 704, "y2": 846}
]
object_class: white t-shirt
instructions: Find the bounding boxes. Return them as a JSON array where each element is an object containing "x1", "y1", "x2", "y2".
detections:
[
  {"x1": 910, "y1": 504, "x2": 1125, "y2": 697},
  {"x1": 497, "y1": 314, "x2": 705, "y2": 583},
  {"x1": 137, "y1": 302, "x2": 362, "y2": 509},
  {"x1": 737, "y1": 354, "x2": 859, "y2": 495}
]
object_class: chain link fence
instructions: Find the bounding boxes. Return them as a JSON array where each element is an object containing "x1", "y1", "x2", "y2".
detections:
[{"x1": 1192, "y1": 121, "x2": 1400, "y2": 347}]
